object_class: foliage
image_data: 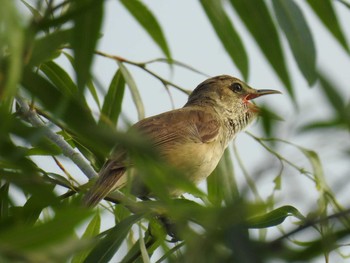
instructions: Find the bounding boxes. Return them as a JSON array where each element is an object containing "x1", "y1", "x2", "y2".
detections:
[{"x1": 0, "y1": 0, "x2": 350, "y2": 262}]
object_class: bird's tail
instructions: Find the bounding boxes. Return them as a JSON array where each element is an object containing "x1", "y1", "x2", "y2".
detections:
[{"x1": 82, "y1": 165, "x2": 126, "y2": 207}]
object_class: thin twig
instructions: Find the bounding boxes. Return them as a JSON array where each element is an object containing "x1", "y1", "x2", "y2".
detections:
[
  {"x1": 15, "y1": 95, "x2": 97, "y2": 179},
  {"x1": 94, "y1": 51, "x2": 191, "y2": 95},
  {"x1": 272, "y1": 207, "x2": 350, "y2": 243}
]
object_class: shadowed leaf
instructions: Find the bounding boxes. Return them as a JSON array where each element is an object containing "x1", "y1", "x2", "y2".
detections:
[
  {"x1": 306, "y1": 0, "x2": 349, "y2": 53},
  {"x1": 120, "y1": 0, "x2": 172, "y2": 61},
  {"x1": 84, "y1": 214, "x2": 142, "y2": 263},
  {"x1": 71, "y1": 0, "x2": 103, "y2": 93},
  {"x1": 229, "y1": 0, "x2": 293, "y2": 98},
  {"x1": 200, "y1": 0, "x2": 248, "y2": 80},
  {"x1": 272, "y1": 0, "x2": 316, "y2": 86}
]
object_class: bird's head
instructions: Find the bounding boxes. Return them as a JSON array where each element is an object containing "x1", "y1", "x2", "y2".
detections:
[{"x1": 186, "y1": 75, "x2": 281, "y2": 114}]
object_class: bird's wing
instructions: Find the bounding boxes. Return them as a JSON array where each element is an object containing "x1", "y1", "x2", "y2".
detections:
[
  {"x1": 83, "y1": 108, "x2": 221, "y2": 206},
  {"x1": 133, "y1": 108, "x2": 221, "y2": 148}
]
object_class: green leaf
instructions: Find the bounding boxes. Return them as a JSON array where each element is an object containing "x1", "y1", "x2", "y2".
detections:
[
  {"x1": 200, "y1": 0, "x2": 248, "y2": 80},
  {"x1": 298, "y1": 148, "x2": 325, "y2": 190},
  {"x1": 117, "y1": 62, "x2": 145, "y2": 120},
  {"x1": 207, "y1": 149, "x2": 238, "y2": 205},
  {"x1": 71, "y1": 0, "x2": 104, "y2": 93},
  {"x1": 63, "y1": 52, "x2": 101, "y2": 109},
  {"x1": 20, "y1": 0, "x2": 43, "y2": 22},
  {"x1": 138, "y1": 223, "x2": 151, "y2": 263},
  {"x1": 0, "y1": 0, "x2": 24, "y2": 107},
  {"x1": 84, "y1": 214, "x2": 142, "y2": 263},
  {"x1": 306, "y1": 0, "x2": 349, "y2": 53},
  {"x1": 120, "y1": 0, "x2": 172, "y2": 61},
  {"x1": 71, "y1": 213, "x2": 101, "y2": 263},
  {"x1": 247, "y1": 205, "x2": 304, "y2": 228},
  {"x1": 0, "y1": 207, "x2": 91, "y2": 250},
  {"x1": 318, "y1": 73, "x2": 346, "y2": 117},
  {"x1": 272, "y1": 0, "x2": 316, "y2": 86},
  {"x1": 99, "y1": 70, "x2": 125, "y2": 127},
  {"x1": 40, "y1": 61, "x2": 79, "y2": 97},
  {"x1": 21, "y1": 68, "x2": 97, "y2": 138},
  {"x1": 0, "y1": 183, "x2": 10, "y2": 219},
  {"x1": 29, "y1": 29, "x2": 72, "y2": 66},
  {"x1": 229, "y1": 0, "x2": 293, "y2": 98}
]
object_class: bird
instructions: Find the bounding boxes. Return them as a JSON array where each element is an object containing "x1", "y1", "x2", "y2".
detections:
[{"x1": 83, "y1": 75, "x2": 281, "y2": 207}]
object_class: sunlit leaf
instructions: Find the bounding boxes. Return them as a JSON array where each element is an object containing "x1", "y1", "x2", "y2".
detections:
[
  {"x1": 247, "y1": 205, "x2": 304, "y2": 228},
  {"x1": 200, "y1": 0, "x2": 248, "y2": 79},
  {"x1": 306, "y1": 0, "x2": 349, "y2": 53},
  {"x1": 229, "y1": 0, "x2": 293, "y2": 98},
  {"x1": 298, "y1": 148, "x2": 325, "y2": 190},
  {"x1": 99, "y1": 70, "x2": 125, "y2": 127},
  {"x1": 120, "y1": 0, "x2": 172, "y2": 61},
  {"x1": 207, "y1": 149, "x2": 238, "y2": 205},
  {"x1": 272, "y1": 0, "x2": 317, "y2": 85},
  {"x1": 117, "y1": 62, "x2": 145, "y2": 120}
]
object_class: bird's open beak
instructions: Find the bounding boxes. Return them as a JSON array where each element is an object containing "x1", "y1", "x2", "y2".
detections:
[{"x1": 245, "y1": 89, "x2": 282, "y2": 100}]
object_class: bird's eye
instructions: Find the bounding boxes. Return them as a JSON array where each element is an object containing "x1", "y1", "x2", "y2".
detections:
[{"x1": 230, "y1": 83, "x2": 242, "y2": 93}]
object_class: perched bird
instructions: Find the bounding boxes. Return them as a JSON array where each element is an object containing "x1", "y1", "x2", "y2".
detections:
[{"x1": 83, "y1": 75, "x2": 281, "y2": 207}]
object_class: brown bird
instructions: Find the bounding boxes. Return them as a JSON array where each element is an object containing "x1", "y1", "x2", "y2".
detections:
[{"x1": 83, "y1": 75, "x2": 281, "y2": 207}]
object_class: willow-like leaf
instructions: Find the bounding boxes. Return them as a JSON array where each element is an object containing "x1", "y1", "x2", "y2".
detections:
[
  {"x1": 272, "y1": 0, "x2": 316, "y2": 86},
  {"x1": 120, "y1": 0, "x2": 172, "y2": 61},
  {"x1": 200, "y1": 0, "x2": 248, "y2": 80},
  {"x1": 229, "y1": 0, "x2": 293, "y2": 98},
  {"x1": 306, "y1": 0, "x2": 349, "y2": 53}
]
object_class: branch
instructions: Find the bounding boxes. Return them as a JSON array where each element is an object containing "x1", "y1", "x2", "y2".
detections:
[
  {"x1": 94, "y1": 51, "x2": 192, "y2": 95},
  {"x1": 272, "y1": 207, "x2": 350, "y2": 244},
  {"x1": 15, "y1": 95, "x2": 97, "y2": 179}
]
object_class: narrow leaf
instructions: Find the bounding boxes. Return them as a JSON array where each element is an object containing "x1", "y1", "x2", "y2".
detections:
[
  {"x1": 99, "y1": 70, "x2": 125, "y2": 127},
  {"x1": 84, "y1": 214, "x2": 142, "y2": 263},
  {"x1": 117, "y1": 62, "x2": 145, "y2": 120},
  {"x1": 229, "y1": 0, "x2": 293, "y2": 98},
  {"x1": 200, "y1": 0, "x2": 248, "y2": 79},
  {"x1": 71, "y1": 0, "x2": 103, "y2": 93},
  {"x1": 0, "y1": 207, "x2": 91, "y2": 250},
  {"x1": 0, "y1": 183, "x2": 10, "y2": 219},
  {"x1": 306, "y1": 0, "x2": 349, "y2": 53},
  {"x1": 298, "y1": 148, "x2": 325, "y2": 190},
  {"x1": 71, "y1": 213, "x2": 101, "y2": 263},
  {"x1": 29, "y1": 29, "x2": 72, "y2": 66},
  {"x1": 247, "y1": 205, "x2": 304, "y2": 228},
  {"x1": 63, "y1": 52, "x2": 101, "y2": 109},
  {"x1": 139, "y1": 223, "x2": 151, "y2": 263},
  {"x1": 0, "y1": 0, "x2": 24, "y2": 107},
  {"x1": 40, "y1": 61, "x2": 79, "y2": 97},
  {"x1": 120, "y1": 0, "x2": 172, "y2": 61},
  {"x1": 272, "y1": 0, "x2": 316, "y2": 86},
  {"x1": 318, "y1": 72, "x2": 346, "y2": 117}
]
